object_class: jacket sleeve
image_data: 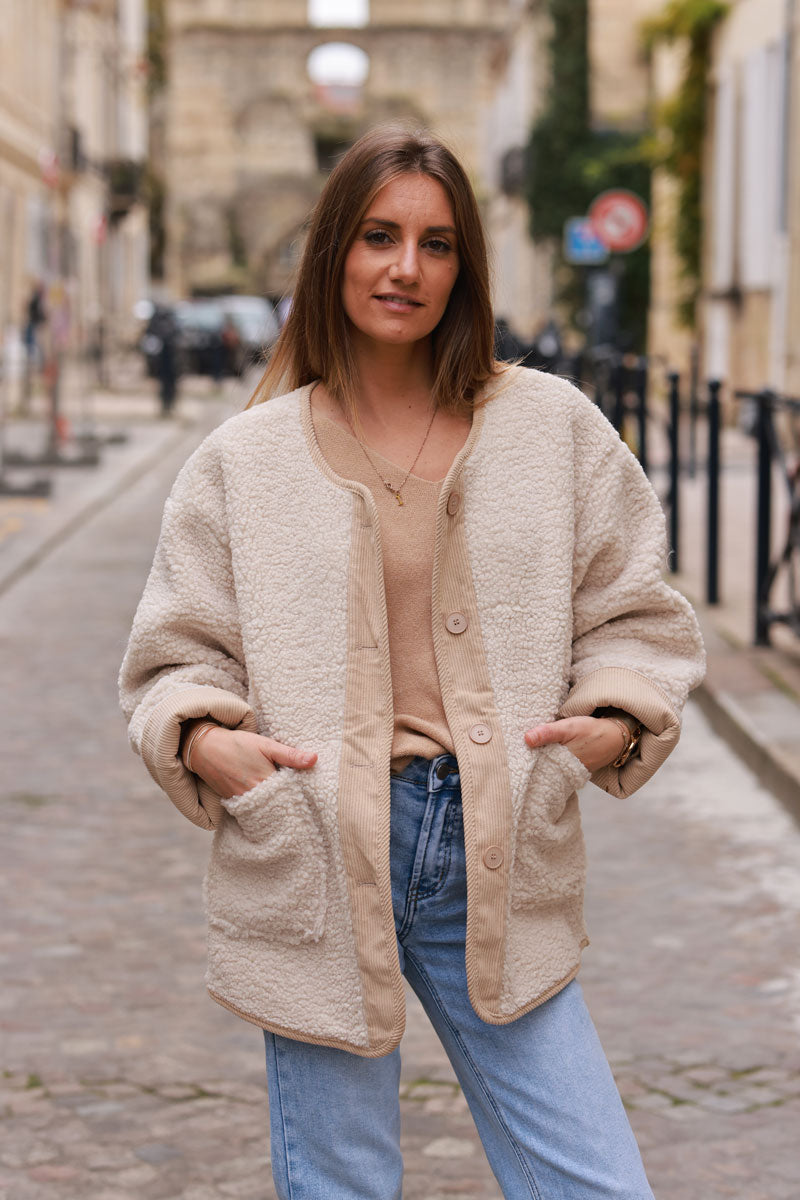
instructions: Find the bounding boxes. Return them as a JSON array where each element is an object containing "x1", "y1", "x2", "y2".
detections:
[
  {"x1": 118, "y1": 432, "x2": 257, "y2": 830},
  {"x1": 558, "y1": 407, "x2": 705, "y2": 797}
]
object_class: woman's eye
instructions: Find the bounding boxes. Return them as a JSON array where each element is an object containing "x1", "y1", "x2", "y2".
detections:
[
  {"x1": 425, "y1": 238, "x2": 453, "y2": 254},
  {"x1": 364, "y1": 229, "x2": 392, "y2": 246}
]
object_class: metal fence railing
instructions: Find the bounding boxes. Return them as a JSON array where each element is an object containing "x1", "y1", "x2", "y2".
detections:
[{"x1": 565, "y1": 349, "x2": 800, "y2": 648}]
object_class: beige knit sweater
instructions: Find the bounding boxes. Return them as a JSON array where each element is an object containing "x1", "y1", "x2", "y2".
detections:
[
  {"x1": 312, "y1": 410, "x2": 452, "y2": 769},
  {"x1": 118, "y1": 367, "x2": 705, "y2": 1055}
]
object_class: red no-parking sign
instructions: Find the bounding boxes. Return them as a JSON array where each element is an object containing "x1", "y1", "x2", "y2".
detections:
[{"x1": 588, "y1": 189, "x2": 649, "y2": 253}]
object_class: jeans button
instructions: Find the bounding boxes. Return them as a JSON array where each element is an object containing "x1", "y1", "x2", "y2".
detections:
[{"x1": 435, "y1": 761, "x2": 450, "y2": 780}]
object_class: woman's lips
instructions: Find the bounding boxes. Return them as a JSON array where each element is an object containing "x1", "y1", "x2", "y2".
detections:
[{"x1": 373, "y1": 294, "x2": 424, "y2": 312}]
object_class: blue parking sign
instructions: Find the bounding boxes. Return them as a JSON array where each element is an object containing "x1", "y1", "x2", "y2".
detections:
[{"x1": 563, "y1": 217, "x2": 609, "y2": 265}]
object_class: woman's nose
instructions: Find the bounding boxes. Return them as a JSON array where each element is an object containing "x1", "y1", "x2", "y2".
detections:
[{"x1": 389, "y1": 240, "x2": 420, "y2": 283}]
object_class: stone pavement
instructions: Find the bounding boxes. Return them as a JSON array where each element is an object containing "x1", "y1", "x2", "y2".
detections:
[
  {"x1": 1, "y1": 369, "x2": 799, "y2": 1198},
  {"x1": 0, "y1": 359, "x2": 236, "y2": 596}
]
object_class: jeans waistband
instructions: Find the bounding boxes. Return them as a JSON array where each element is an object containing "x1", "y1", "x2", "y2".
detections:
[{"x1": 391, "y1": 753, "x2": 459, "y2": 791}]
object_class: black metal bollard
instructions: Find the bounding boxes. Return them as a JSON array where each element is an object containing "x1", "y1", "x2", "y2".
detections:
[
  {"x1": 611, "y1": 355, "x2": 625, "y2": 433},
  {"x1": 754, "y1": 390, "x2": 774, "y2": 645},
  {"x1": 667, "y1": 371, "x2": 680, "y2": 573},
  {"x1": 688, "y1": 343, "x2": 699, "y2": 479},
  {"x1": 635, "y1": 357, "x2": 648, "y2": 475},
  {"x1": 706, "y1": 379, "x2": 721, "y2": 605}
]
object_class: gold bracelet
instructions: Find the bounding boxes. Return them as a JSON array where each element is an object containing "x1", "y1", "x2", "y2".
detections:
[
  {"x1": 607, "y1": 717, "x2": 642, "y2": 768},
  {"x1": 183, "y1": 720, "x2": 220, "y2": 773}
]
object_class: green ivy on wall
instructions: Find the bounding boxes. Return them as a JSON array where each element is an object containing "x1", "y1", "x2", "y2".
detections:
[
  {"x1": 641, "y1": 0, "x2": 729, "y2": 326},
  {"x1": 146, "y1": 0, "x2": 167, "y2": 279},
  {"x1": 525, "y1": 0, "x2": 652, "y2": 349},
  {"x1": 525, "y1": 0, "x2": 590, "y2": 241},
  {"x1": 146, "y1": 0, "x2": 167, "y2": 98}
]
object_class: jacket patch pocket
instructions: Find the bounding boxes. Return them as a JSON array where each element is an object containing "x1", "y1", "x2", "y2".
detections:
[
  {"x1": 204, "y1": 769, "x2": 327, "y2": 945},
  {"x1": 510, "y1": 745, "x2": 589, "y2": 912},
  {"x1": 548, "y1": 743, "x2": 591, "y2": 805}
]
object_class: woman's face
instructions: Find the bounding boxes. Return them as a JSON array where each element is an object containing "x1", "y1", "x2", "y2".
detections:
[{"x1": 341, "y1": 173, "x2": 460, "y2": 350}]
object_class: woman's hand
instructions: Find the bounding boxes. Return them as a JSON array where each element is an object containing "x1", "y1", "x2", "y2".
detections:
[
  {"x1": 183, "y1": 722, "x2": 317, "y2": 800},
  {"x1": 524, "y1": 715, "x2": 627, "y2": 772}
]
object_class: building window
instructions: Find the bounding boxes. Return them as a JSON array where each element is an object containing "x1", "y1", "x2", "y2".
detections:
[
  {"x1": 710, "y1": 73, "x2": 735, "y2": 291},
  {"x1": 308, "y1": 0, "x2": 369, "y2": 27},
  {"x1": 738, "y1": 44, "x2": 781, "y2": 290},
  {"x1": 307, "y1": 42, "x2": 369, "y2": 113}
]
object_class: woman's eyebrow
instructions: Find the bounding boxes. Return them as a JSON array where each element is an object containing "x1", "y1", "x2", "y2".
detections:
[{"x1": 360, "y1": 217, "x2": 457, "y2": 235}]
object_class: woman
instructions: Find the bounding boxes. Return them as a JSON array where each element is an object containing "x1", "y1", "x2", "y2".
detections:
[{"x1": 119, "y1": 125, "x2": 704, "y2": 1198}]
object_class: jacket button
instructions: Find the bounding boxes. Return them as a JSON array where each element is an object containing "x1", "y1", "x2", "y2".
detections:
[
  {"x1": 445, "y1": 612, "x2": 468, "y2": 634},
  {"x1": 469, "y1": 723, "x2": 492, "y2": 744},
  {"x1": 446, "y1": 492, "x2": 461, "y2": 515},
  {"x1": 483, "y1": 846, "x2": 503, "y2": 869}
]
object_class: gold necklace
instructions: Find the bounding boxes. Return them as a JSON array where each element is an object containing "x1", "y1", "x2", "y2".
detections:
[{"x1": 342, "y1": 403, "x2": 437, "y2": 507}]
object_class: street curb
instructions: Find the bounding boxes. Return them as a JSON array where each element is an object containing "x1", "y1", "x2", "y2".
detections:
[
  {"x1": 672, "y1": 589, "x2": 800, "y2": 827},
  {"x1": 0, "y1": 409, "x2": 224, "y2": 599},
  {"x1": 693, "y1": 679, "x2": 800, "y2": 827}
]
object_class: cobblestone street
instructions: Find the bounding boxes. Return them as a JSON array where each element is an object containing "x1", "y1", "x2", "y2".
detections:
[{"x1": 1, "y1": 405, "x2": 799, "y2": 1199}]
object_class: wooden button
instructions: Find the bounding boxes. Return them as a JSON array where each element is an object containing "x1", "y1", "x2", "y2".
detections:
[
  {"x1": 446, "y1": 492, "x2": 461, "y2": 515},
  {"x1": 469, "y1": 723, "x2": 492, "y2": 744},
  {"x1": 445, "y1": 612, "x2": 468, "y2": 634},
  {"x1": 483, "y1": 846, "x2": 503, "y2": 869}
]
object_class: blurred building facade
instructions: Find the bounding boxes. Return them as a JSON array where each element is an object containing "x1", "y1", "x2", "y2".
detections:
[
  {"x1": 66, "y1": 0, "x2": 150, "y2": 348},
  {"x1": 0, "y1": 0, "x2": 148, "y2": 381},
  {"x1": 0, "y1": 1, "x2": 61, "y2": 346},
  {"x1": 591, "y1": 0, "x2": 669, "y2": 357},
  {"x1": 482, "y1": 0, "x2": 552, "y2": 339},
  {"x1": 590, "y1": 0, "x2": 662, "y2": 127},
  {"x1": 646, "y1": 0, "x2": 799, "y2": 396},
  {"x1": 587, "y1": 0, "x2": 692, "y2": 369},
  {"x1": 701, "y1": 0, "x2": 798, "y2": 395},
  {"x1": 164, "y1": 0, "x2": 551, "y2": 332}
]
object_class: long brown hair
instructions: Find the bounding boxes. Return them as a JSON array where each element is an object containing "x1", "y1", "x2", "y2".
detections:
[{"x1": 247, "y1": 124, "x2": 499, "y2": 416}]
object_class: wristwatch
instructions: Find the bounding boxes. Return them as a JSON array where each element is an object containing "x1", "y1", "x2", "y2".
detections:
[{"x1": 595, "y1": 707, "x2": 642, "y2": 768}]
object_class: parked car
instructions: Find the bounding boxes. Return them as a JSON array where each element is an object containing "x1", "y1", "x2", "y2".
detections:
[
  {"x1": 174, "y1": 298, "x2": 227, "y2": 378},
  {"x1": 218, "y1": 294, "x2": 280, "y2": 372},
  {"x1": 139, "y1": 295, "x2": 280, "y2": 380}
]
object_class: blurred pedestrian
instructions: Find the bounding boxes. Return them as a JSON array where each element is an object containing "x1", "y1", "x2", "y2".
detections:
[
  {"x1": 20, "y1": 280, "x2": 46, "y2": 412},
  {"x1": 119, "y1": 126, "x2": 704, "y2": 1199},
  {"x1": 523, "y1": 318, "x2": 562, "y2": 373},
  {"x1": 221, "y1": 314, "x2": 242, "y2": 376},
  {"x1": 149, "y1": 305, "x2": 180, "y2": 417},
  {"x1": 493, "y1": 316, "x2": 524, "y2": 363}
]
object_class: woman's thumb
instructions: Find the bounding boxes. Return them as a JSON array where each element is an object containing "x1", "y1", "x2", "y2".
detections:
[
  {"x1": 525, "y1": 721, "x2": 569, "y2": 748},
  {"x1": 264, "y1": 740, "x2": 317, "y2": 769}
]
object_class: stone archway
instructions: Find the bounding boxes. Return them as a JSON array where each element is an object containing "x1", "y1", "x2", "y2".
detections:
[{"x1": 166, "y1": 6, "x2": 505, "y2": 297}]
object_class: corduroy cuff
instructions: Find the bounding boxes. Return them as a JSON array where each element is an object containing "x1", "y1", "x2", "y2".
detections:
[
  {"x1": 559, "y1": 667, "x2": 681, "y2": 797},
  {"x1": 140, "y1": 685, "x2": 258, "y2": 829}
]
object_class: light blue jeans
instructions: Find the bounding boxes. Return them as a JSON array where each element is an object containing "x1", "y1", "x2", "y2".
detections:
[{"x1": 263, "y1": 754, "x2": 655, "y2": 1199}]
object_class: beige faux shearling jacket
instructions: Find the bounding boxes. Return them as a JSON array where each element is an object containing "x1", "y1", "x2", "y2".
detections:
[{"x1": 118, "y1": 366, "x2": 705, "y2": 1056}]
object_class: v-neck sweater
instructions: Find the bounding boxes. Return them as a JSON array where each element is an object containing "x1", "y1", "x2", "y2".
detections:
[{"x1": 311, "y1": 409, "x2": 454, "y2": 770}]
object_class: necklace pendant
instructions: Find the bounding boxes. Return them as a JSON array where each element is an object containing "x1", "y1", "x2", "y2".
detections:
[{"x1": 395, "y1": 492, "x2": 404, "y2": 507}]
